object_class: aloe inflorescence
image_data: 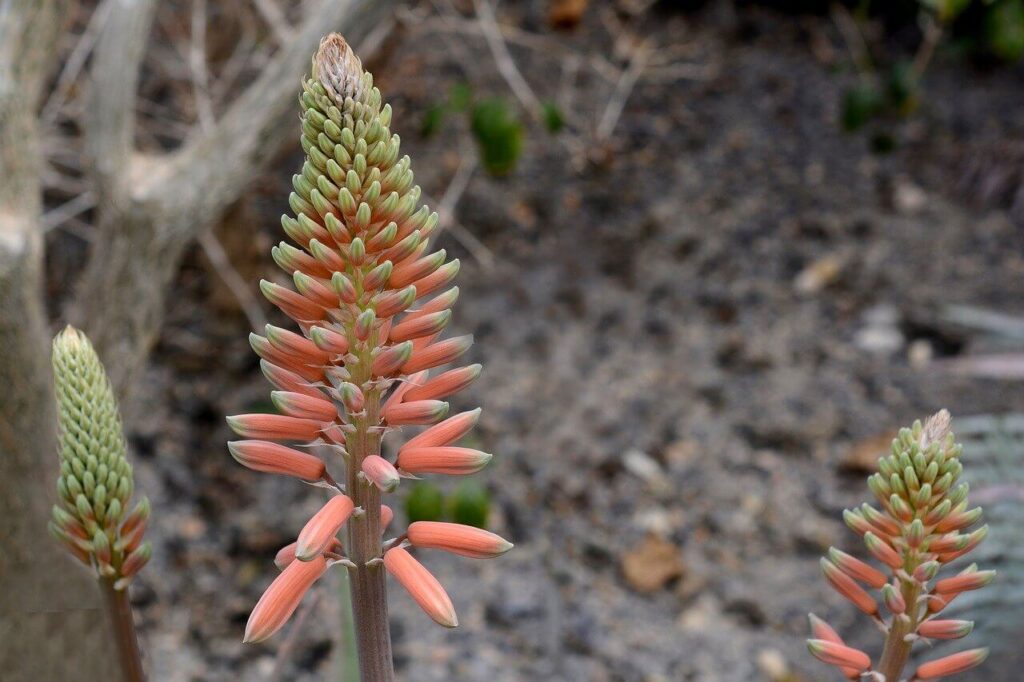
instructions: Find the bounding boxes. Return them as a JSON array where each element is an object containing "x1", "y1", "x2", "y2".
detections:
[
  {"x1": 49, "y1": 326, "x2": 151, "y2": 589},
  {"x1": 808, "y1": 410, "x2": 993, "y2": 681},
  {"x1": 227, "y1": 34, "x2": 510, "y2": 672}
]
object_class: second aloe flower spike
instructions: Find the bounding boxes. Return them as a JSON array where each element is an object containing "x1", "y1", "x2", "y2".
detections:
[{"x1": 807, "y1": 410, "x2": 992, "y2": 681}]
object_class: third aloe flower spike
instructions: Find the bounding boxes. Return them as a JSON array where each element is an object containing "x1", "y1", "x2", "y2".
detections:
[
  {"x1": 227, "y1": 34, "x2": 511, "y2": 680},
  {"x1": 807, "y1": 410, "x2": 993, "y2": 681}
]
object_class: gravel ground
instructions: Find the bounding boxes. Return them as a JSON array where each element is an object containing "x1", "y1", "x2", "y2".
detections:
[{"x1": 111, "y1": 5, "x2": 1024, "y2": 680}]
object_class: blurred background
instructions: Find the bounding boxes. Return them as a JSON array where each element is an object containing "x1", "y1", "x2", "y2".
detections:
[{"x1": 2, "y1": 0, "x2": 1023, "y2": 680}]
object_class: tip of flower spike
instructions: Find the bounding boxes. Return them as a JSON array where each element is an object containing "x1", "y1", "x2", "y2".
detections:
[
  {"x1": 921, "y1": 409, "x2": 952, "y2": 448},
  {"x1": 53, "y1": 325, "x2": 89, "y2": 352},
  {"x1": 314, "y1": 34, "x2": 365, "y2": 104}
]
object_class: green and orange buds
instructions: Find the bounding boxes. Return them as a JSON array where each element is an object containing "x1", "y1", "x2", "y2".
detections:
[
  {"x1": 808, "y1": 410, "x2": 993, "y2": 680},
  {"x1": 49, "y1": 326, "x2": 151, "y2": 589},
  {"x1": 232, "y1": 34, "x2": 510, "y2": 645}
]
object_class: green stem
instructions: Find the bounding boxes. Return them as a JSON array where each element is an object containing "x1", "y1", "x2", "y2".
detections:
[
  {"x1": 100, "y1": 579, "x2": 145, "y2": 682},
  {"x1": 336, "y1": 569, "x2": 360, "y2": 682}
]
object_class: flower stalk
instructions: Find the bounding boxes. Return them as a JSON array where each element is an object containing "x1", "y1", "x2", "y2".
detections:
[
  {"x1": 808, "y1": 410, "x2": 993, "y2": 681},
  {"x1": 229, "y1": 34, "x2": 511, "y2": 680}
]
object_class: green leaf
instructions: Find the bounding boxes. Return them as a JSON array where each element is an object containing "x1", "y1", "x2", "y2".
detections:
[
  {"x1": 542, "y1": 101, "x2": 565, "y2": 133},
  {"x1": 405, "y1": 482, "x2": 445, "y2": 523},
  {"x1": 471, "y1": 98, "x2": 524, "y2": 176},
  {"x1": 421, "y1": 104, "x2": 445, "y2": 138},
  {"x1": 886, "y1": 61, "x2": 919, "y2": 115},
  {"x1": 920, "y1": 0, "x2": 972, "y2": 23},
  {"x1": 448, "y1": 83, "x2": 473, "y2": 112},
  {"x1": 448, "y1": 481, "x2": 490, "y2": 529},
  {"x1": 840, "y1": 83, "x2": 883, "y2": 131},
  {"x1": 988, "y1": 0, "x2": 1024, "y2": 61}
]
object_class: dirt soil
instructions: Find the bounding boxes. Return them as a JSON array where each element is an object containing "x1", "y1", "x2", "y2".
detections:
[{"x1": 109, "y1": 4, "x2": 1024, "y2": 681}]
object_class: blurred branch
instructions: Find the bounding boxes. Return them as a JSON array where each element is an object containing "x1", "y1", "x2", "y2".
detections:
[
  {"x1": 84, "y1": 0, "x2": 159, "y2": 205},
  {"x1": 41, "y1": 0, "x2": 114, "y2": 123},
  {"x1": 429, "y1": 151, "x2": 496, "y2": 270},
  {"x1": 41, "y1": 191, "x2": 96, "y2": 232},
  {"x1": 73, "y1": 0, "x2": 399, "y2": 397},
  {"x1": 197, "y1": 230, "x2": 268, "y2": 333},
  {"x1": 596, "y1": 39, "x2": 650, "y2": 142},
  {"x1": 250, "y1": 0, "x2": 292, "y2": 45},
  {"x1": 189, "y1": 0, "x2": 215, "y2": 131},
  {"x1": 472, "y1": 0, "x2": 544, "y2": 122},
  {"x1": 831, "y1": 2, "x2": 873, "y2": 80}
]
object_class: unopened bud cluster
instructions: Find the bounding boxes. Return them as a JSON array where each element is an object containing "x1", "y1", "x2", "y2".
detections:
[
  {"x1": 49, "y1": 327, "x2": 151, "y2": 589},
  {"x1": 808, "y1": 410, "x2": 992, "y2": 680},
  {"x1": 228, "y1": 35, "x2": 510, "y2": 644}
]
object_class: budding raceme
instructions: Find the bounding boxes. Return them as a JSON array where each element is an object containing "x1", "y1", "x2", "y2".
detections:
[
  {"x1": 49, "y1": 327, "x2": 151, "y2": 587},
  {"x1": 231, "y1": 33, "x2": 507, "y2": 644},
  {"x1": 808, "y1": 411, "x2": 994, "y2": 680}
]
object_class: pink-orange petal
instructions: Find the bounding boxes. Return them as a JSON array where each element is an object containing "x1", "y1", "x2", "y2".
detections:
[
  {"x1": 244, "y1": 555, "x2": 327, "y2": 643},
  {"x1": 384, "y1": 547, "x2": 458, "y2": 627}
]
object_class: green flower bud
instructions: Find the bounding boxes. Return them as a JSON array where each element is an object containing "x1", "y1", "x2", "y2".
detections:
[{"x1": 51, "y1": 326, "x2": 147, "y2": 583}]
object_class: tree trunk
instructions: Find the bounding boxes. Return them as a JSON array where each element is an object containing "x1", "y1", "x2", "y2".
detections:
[{"x1": 0, "y1": 1, "x2": 120, "y2": 678}]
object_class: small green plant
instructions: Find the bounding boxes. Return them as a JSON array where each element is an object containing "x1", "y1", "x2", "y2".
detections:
[
  {"x1": 837, "y1": 0, "x2": 1024, "y2": 138},
  {"x1": 405, "y1": 482, "x2": 446, "y2": 523},
  {"x1": 470, "y1": 98, "x2": 523, "y2": 176},
  {"x1": 403, "y1": 480, "x2": 492, "y2": 529},
  {"x1": 987, "y1": 0, "x2": 1024, "y2": 60},
  {"x1": 449, "y1": 481, "x2": 490, "y2": 529},
  {"x1": 419, "y1": 83, "x2": 529, "y2": 176}
]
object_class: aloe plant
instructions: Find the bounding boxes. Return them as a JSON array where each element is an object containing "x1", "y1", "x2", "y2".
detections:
[{"x1": 227, "y1": 34, "x2": 511, "y2": 681}]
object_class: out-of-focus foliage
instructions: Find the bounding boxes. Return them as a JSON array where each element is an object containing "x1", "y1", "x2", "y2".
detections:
[
  {"x1": 404, "y1": 481, "x2": 493, "y2": 529},
  {"x1": 920, "y1": 0, "x2": 972, "y2": 23},
  {"x1": 987, "y1": 0, "x2": 1024, "y2": 60},
  {"x1": 448, "y1": 481, "x2": 490, "y2": 529},
  {"x1": 420, "y1": 83, "x2": 542, "y2": 176},
  {"x1": 405, "y1": 482, "x2": 446, "y2": 523},
  {"x1": 542, "y1": 101, "x2": 565, "y2": 133},
  {"x1": 470, "y1": 98, "x2": 524, "y2": 176},
  {"x1": 841, "y1": 83, "x2": 884, "y2": 132},
  {"x1": 837, "y1": 0, "x2": 1024, "y2": 139}
]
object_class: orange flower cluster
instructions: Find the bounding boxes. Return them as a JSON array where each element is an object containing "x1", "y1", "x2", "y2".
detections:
[
  {"x1": 808, "y1": 411, "x2": 992, "y2": 681},
  {"x1": 227, "y1": 35, "x2": 510, "y2": 647}
]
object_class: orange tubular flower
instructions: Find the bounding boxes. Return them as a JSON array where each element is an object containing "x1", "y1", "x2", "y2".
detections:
[
  {"x1": 227, "y1": 33, "x2": 509, "y2": 678},
  {"x1": 407, "y1": 522, "x2": 513, "y2": 559},
  {"x1": 396, "y1": 446, "x2": 493, "y2": 475},
  {"x1": 806, "y1": 640, "x2": 871, "y2": 674},
  {"x1": 807, "y1": 411, "x2": 994, "y2": 681},
  {"x1": 295, "y1": 495, "x2": 355, "y2": 561},
  {"x1": 383, "y1": 547, "x2": 458, "y2": 628},
  {"x1": 244, "y1": 555, "x2": 328, "y2": 643},
  {"x1": 227, "y1": 440, "x2": 326, "y2": 481},
  {"x1": 912, "y1": 649, "x2": 989, "y2": 680}
]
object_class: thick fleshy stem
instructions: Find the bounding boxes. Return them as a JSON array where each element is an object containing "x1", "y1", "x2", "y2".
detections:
[
  {"x1": 345, "y1": 380, "x2": 393, "y2": 681},
  {"x1": 101, "y1": 579, "x2": 145, "y2": 682}
]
